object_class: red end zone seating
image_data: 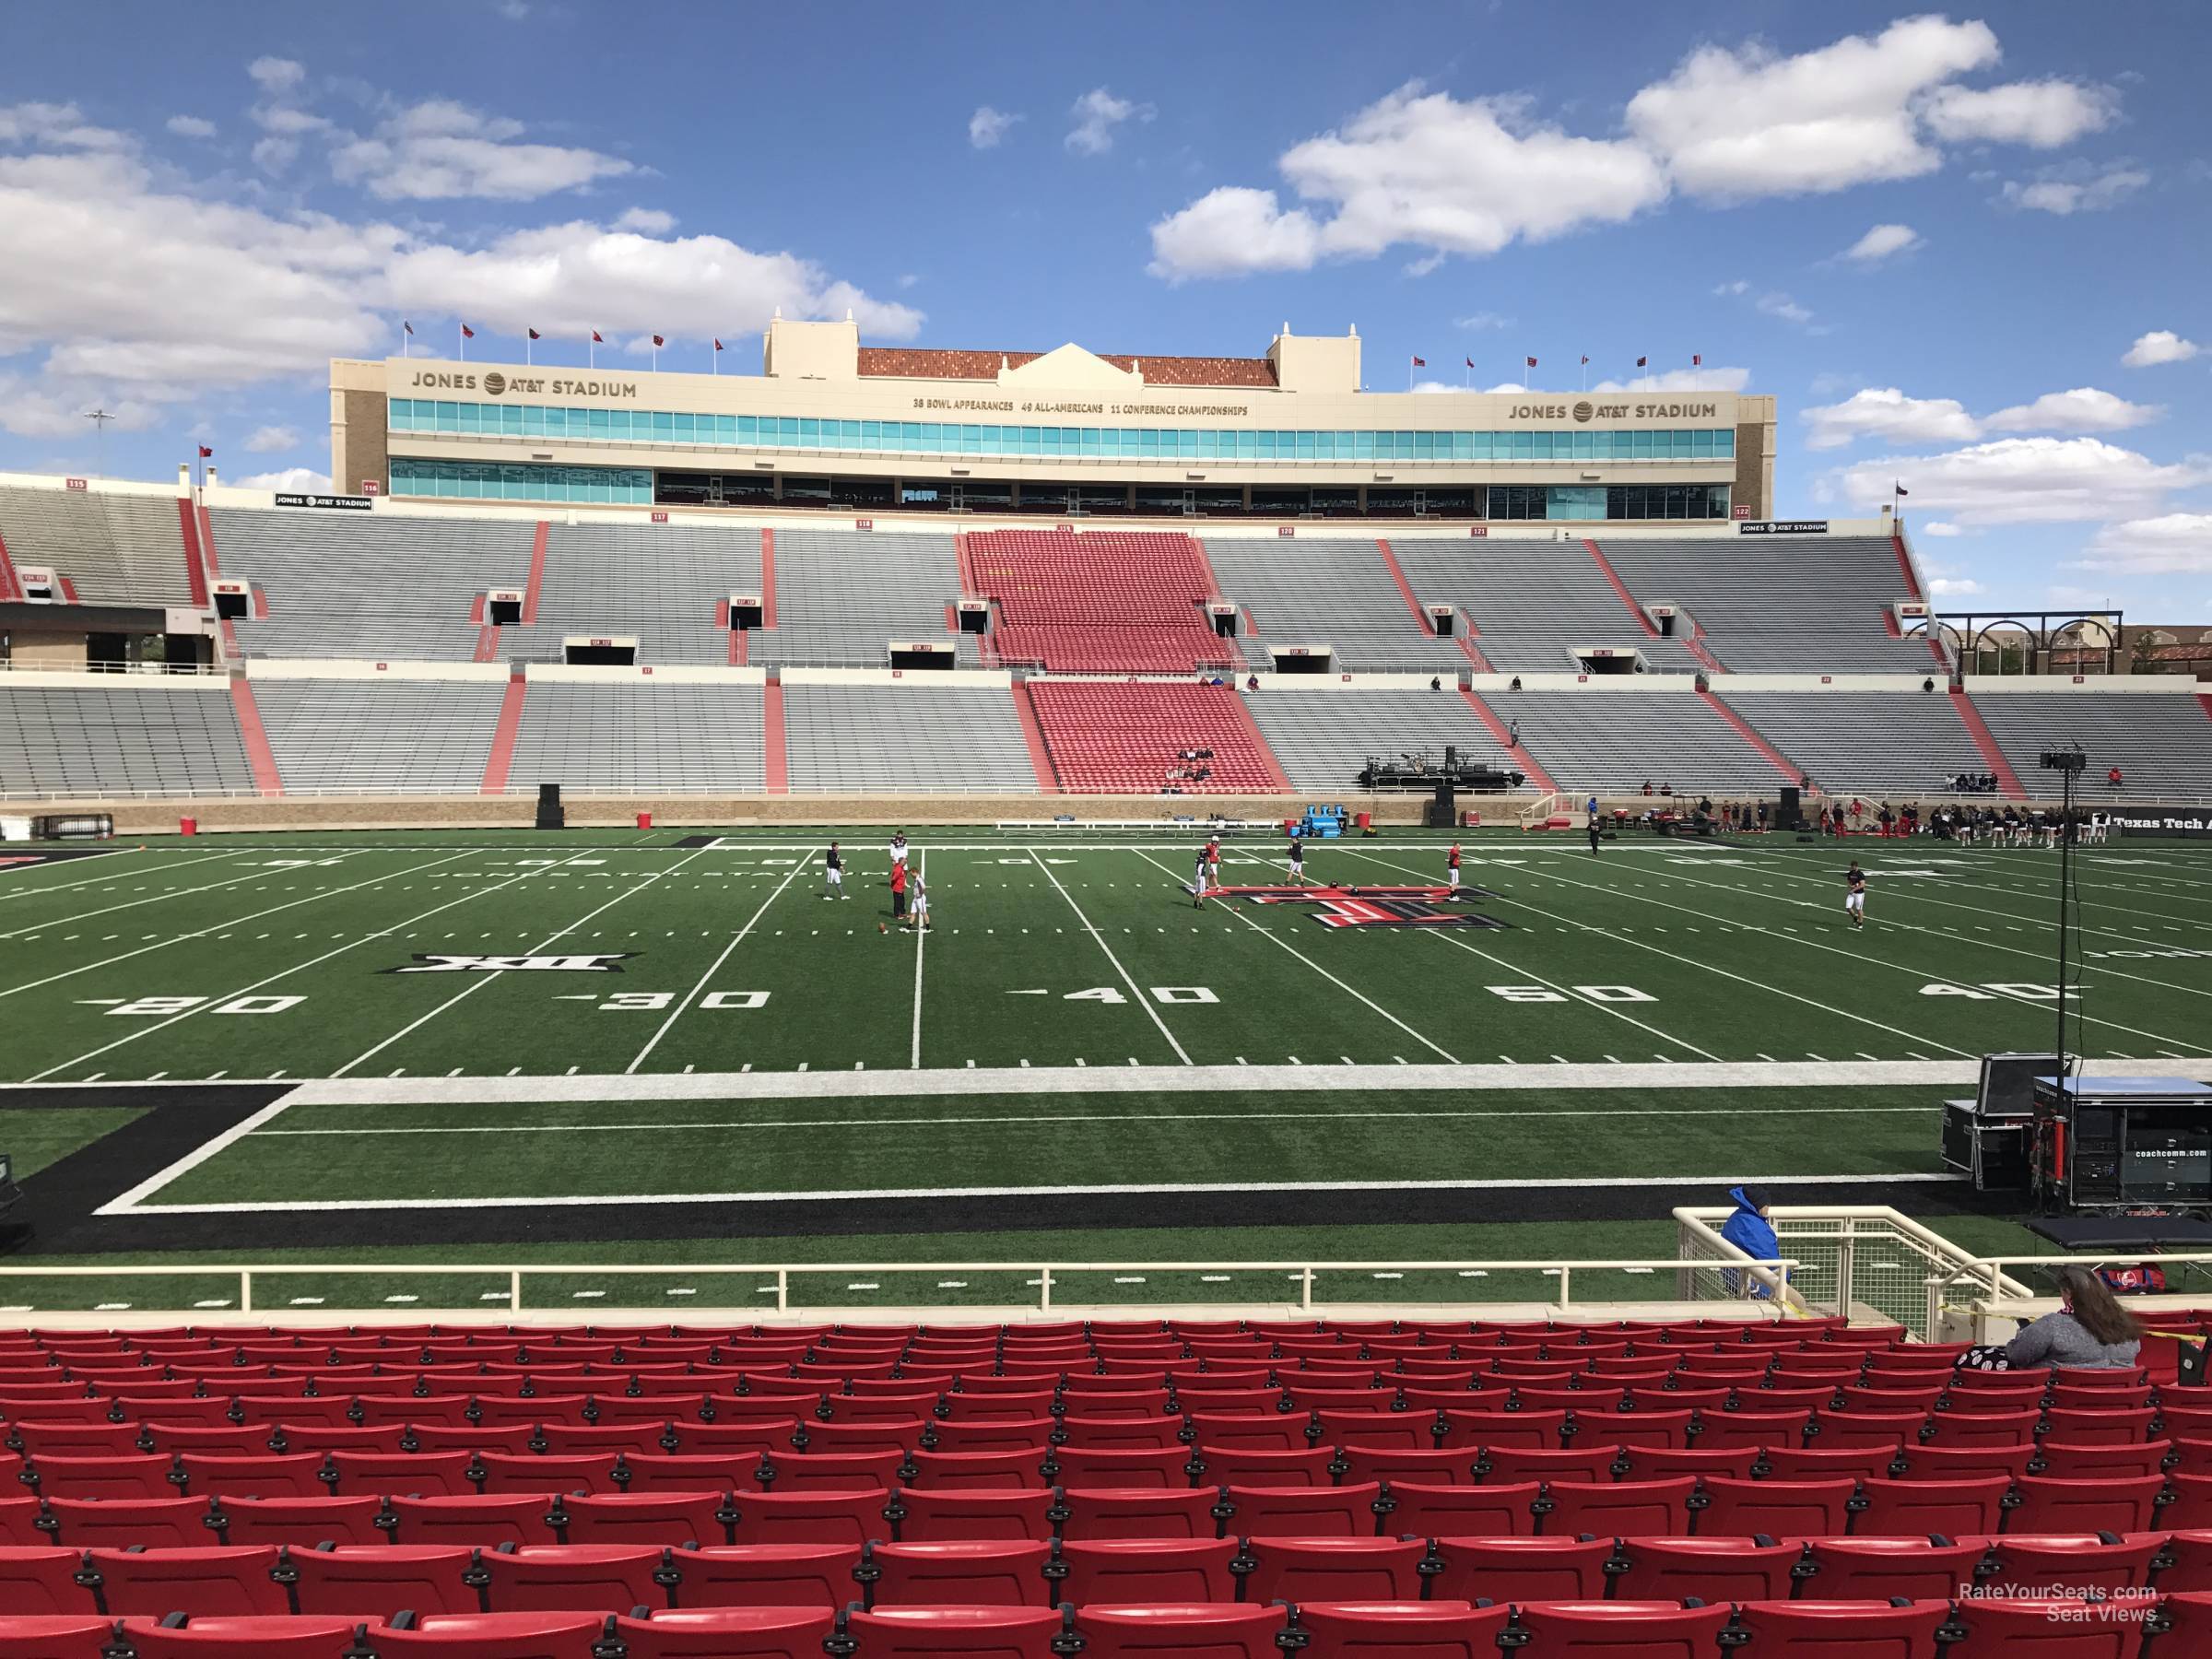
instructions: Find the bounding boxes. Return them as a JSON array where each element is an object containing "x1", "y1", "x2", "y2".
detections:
[
  {"x1": 1024, "y1": 681, "x2": 1283, "y2": 794},
  {"x1": 970, "y1": 530, "x2": 1231, "y2": 674}
]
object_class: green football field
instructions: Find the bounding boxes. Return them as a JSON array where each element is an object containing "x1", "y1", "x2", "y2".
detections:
[{"x1": 2, "y1": 823, "x2": 2209, "y2": 1312}]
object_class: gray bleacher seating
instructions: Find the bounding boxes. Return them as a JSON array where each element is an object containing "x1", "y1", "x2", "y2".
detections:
[
  {"x1": 1599, "y1": 535, "x2": 1929, "y2": 673},
  {"x1": 1244, "y1": 688, "x2": 1516, "y2": 791},
  {"x1": 783, "y1": 684, "x2": 1037, "y2": 792},
  {"x1": 1718, "y1": 690, "x2": 1985, "y2": 797},
  {"x1": 503, "y1": 681, "x2": 765, "y2": 792},
  {"x1": 754, "y1": 530, "x2": 977, "y2": 667},
  {"x1": 1493, "y1": 688, "x2": 1785, "y2": 795},
  {"x1": 1204, "y1": 537, "x2": 1462, "y2": 673},
  {"x1": 0, "y1": 486, "x2": 193, "y2": 606},
  {"x1": 1973, "y1": 692, "x2": 2212, "y2": 799},
  {"x1": 252, "y1": 677, "x2": 505, "y2": 794},
  {"x1": 213, "y1": 507, "x2": 535, "y2": 660},
  {"x1": 0, "y1": 682, "x2": 253, "y2": 796},
  {"x1": 1392, "y1": 538, "x2": 1702, "y2": 675},
  {"x1": 531, "y1": 523, "x2": 757, "y2": 665}
]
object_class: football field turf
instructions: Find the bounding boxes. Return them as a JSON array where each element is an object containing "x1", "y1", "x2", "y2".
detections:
[{"x1": 3, "y1": 824, "x2": 2210, "y2": 1302}]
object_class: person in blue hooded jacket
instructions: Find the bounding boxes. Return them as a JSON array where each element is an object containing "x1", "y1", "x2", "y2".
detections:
[{"x1": 1718, "y1": 1184, "x2": 1784, "y2": 1299}]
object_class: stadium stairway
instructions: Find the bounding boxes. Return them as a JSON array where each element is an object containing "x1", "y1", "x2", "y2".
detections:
[
  {"x1": 1694, "y1": 688, "x2": 1800, "y2": 786},
  {"x1": 1460, "y1": 688, "x2": 1559, "y2": 794},
  {"x1": 1948, "y1": 688, "x2": 2028, "y2": 800},
  {"x1": 1012, "y1": 682, "x2": 1061, "y2": 792}
]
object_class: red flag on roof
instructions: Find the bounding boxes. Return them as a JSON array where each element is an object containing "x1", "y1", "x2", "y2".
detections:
[
  {"x1": 1692, "y1": 353, "x2": 1701, "y2": 366},
  {"x1": 713, "y1": 338, "x2": 724, "y2": 351},
  {"x1": 652, "y1": 335, "x2": 665, "y2": 347},
  {"x1": 591, "y1": 330, "x2": 604, "y2": 343},
  {"x1": 1636, "y1": 356, "x2": 1647, "y2": 368},
  {"x1": 402, "y1": 321, "x2": 413, "y2": 335},
  {"x1": 1580, "y1": 355, "x2": 1590, "y2": 365},
  {"x1": 527, "y1": 328, "x2": 540, "y2": 341},
  {"x1": 197, "y1": 445, "x2": 212, "y2": 458},
  {"x1": 1464, "y1": 357, "x2": 1474, "y2": 368},
  {"x1": 1524, "y1": 356, "x2": 1537, "y2": 368},
  {"x1": 1410, "y1": 355, "x2": 1425, "y2": 367},
  {"x1": 461, "y1": 324, "x2": 474, "y2": 339},
  {"x1": 1895, "y1": 482, "x2": 1910, "y2": 497}
]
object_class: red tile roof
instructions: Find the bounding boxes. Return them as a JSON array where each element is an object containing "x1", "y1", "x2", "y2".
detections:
[{"x1": 857, "y1": 347, "x2": 1277, "y2": 388}]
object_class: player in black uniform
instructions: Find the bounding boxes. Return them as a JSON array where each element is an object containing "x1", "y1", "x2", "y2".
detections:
[
  {"x1": 823, "y1": 841, "x2": 845, "y2": 900},
  {"x1": 1845, "y1": 861, "x2": 1867, "y2": 929},
  {"x1": 1587, "y1": 807, "x2": 1603, "y2": 856}
]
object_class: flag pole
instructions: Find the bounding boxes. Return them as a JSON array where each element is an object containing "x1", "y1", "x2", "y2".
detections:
[
  {"x1": 525, "y1": 334, "x2": 533, "y2": 368},
  {"x1": 588, "y1": 333, "x2": 595, "y2": 371},
  {"x1": 458, "y1": 324, "x2": 465, "y2": 363}
]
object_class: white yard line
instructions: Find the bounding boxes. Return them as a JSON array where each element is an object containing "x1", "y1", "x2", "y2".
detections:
[
  {"x1": 94, "y1": 1098, "x2": 302, "y2": 1217},
  {"x1": 1029, "y1": 848, "x2": 1191, "y2": 1065},
  {"x1": 911, "y1": 847, "x2": 927, "y2": 1070},
  {"x1": 26, "y1": 853, "x2": 615, "y2": 1084},
  {"x1": 106, "y1": 1167, "x2": 1971, "y2": 1216},
  {"x1": 0, "y1": 852, "x2": 472, "y2": 1005},
  {"x1": 255, "y1": 1101, "x2": 1935, "y2": 1138},
  {"x1": 0, "y1": 853, "x2": 361, "y2": 940},
  {"x1": 1345, "y1": 848, "x2": 1976, "y2": 1060},
  {"x1": 624, "y1": 856, "x2": 809, "y2": 1076},
  {"x1": 1130, "y1": 849, "x2": 1458, "y2": 1064},
  {"x1": 329, "y1": 848, "x2": 689, "y2": 1078}
]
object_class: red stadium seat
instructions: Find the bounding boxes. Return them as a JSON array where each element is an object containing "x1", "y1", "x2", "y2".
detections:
[
  {"x1": 1421, "y1": 1535, "x2": 1615, "y2": 1602},
  {"x1": 175, "y1": 1454, "x2": 328, "y2": 1500},
  {"x1": 1535, "y1": 1477, "x2": 1694, "y2": 1537},
  {"x1": 1892, "y1": 1442, "x2": 2034, "y2": 1482},
  {"x1": 117, "y1": 1616, "x2": 373, "y2": 1658},
  {"x1": 562, "y1": 1491, "x2": 737, "y2": 1547},
  {"x1": 1499, "y1": 1600, "x2": 1735, "y2": 1656},
  {"x1": 212, "y1": 1495, "x2": 387, "y2": 1547},
  {"x1": 1331, "y1": 1447, "x2": 1474, "y2": 1487},
  {"x1": 2033, "y1": 1440, "x2": 2169, "y2": 1481},
  {"x1": 383, "y1": 1492, "x2": 566, "y2": 1547},
  {"x1": 2154, "y1": 1528, "x2": 2212, "y2": 1591},
  {"x1": 1724, "y1": 1600, "x2": 1951, "y2": 1658},
  {"x1": 474, "y1": 1542, "x2": 669, "y2": 1612},
  {"x1": 1851, "y1": 1476, "x2": 2010, "y2": 1537},
  {"x1": 1069, "y1": 1605, "x2": 1287, "y2": 1659},
  {"x1": 1053, "y1": 1418, "x2": 1182, "y2": 1453},
  {"x1": 1053, "y1": 1487, "x2": 1218, "y2": 1541},
  {"x1": 1433, "y1": 1409, "x2": 1568, "y2": 1452},
  {"x1": 283, "y1": 1544, "x2": 479, "y2": 1616},
  {"x1": 1215, "y1": 1481, "x2": 1380, "y2": 1537},
  {"x1": 1688, "y1": 1409, "x2": 1809, "y2": 1451},
  {"x1": 87, "y1": 1547, "x2": 288, "y2": 1618},
  {"x1": 1921, "y1": 1406, "x2": 2040, "y2": 1448},
  {"x1": 605, "y1": 1607, "x2": 840, "y2": 1659},
  {"x1": 721, "y1": 1488, "x2": 893, "y2": 1547},
  {"x1": 662, "y1": 1543, "x2": 862, "y2": 1609},
  {"x1": 860, "y1": 1539, "x2": 1052, "y2": 1607},
  {"x1": 2163, "y1": 1472, "x2": 2212, "y2": 1528},
  {"x1": 1695, "y1": 1475, "x2": 1856, "y2": 1537},
  {"x1": 42, "y1": 1498, "x2": 207, "y2": 1547},
  {"x1": 1051, "y1": 1538, "x2": 1237, "y2": 1604},
  {"x1": 370, "y1": 1611, "x2": 606, "y2": 1656},
  {"x1": 836, "y1": 1606, "x2": 1066, "y2": 1656},
  {"x1": 475, "y1": 1453, "x2": 621, "y2": 1494},
  {"x1": 2008, "y1": 1474, "x2": 2166, "y2": 1534},
  {"x1": 1792, "y1": 1536, "x2": 1987, "y2": 1602},
  {"x1": 1382, "y1": 1479, "x2": 1536, "y2": 1538},
  {"x1": 0, "y1": 1547, "x2": 96, "y2": 1615},
  {"x1": 1612, "y1": 1445, "x2": 1759, "y2": 1481},
  {"x1": 1610, "y1": 1535, "x2": 1799, "y2": 1601},
  {"x1": 901, "y1": 1451, "x2": 1045, "y2": 1491},
  {"x1": 616, "y1": 1455, "x2": 764, "y2": 1497},
  {"x1": 325, "y1": 1453, "x2": 477, "y2": 1497},
  {"x1": 1233, "y1": 1536, "x2": 1425, "y2": 1604},
  {"x1": 758, "y1": 1453, "x2": 905, "y2": 1493},
  {"x1": 1285, "y1": 1601, "x2": 1512, "y2": 1659},
  {"x1": 1759, "y1": 1444, "x2": 1897, "y2": 1479},
  {"x1": 1046, "y1": 1448, "x2": 1190, "y2": 1488},
  {"x1": 20, "y1": 1455, "x2": 176, "y2": 1501},
  {"x1": 890, "y1": 1487, "x2": 1055, "y2": 1542},
  {"x1": 1938, "y1": 1597, "x2": 2144, "y2": 1656},
  {"x1": 1475, "y1": 1445, "x2": 1618, "y2": 1484},
  {"x1": 1966, "y1": 1532, "x2": 2159, "y2": 1596},
  {"x1": 1185, "y1": 1447, "x2": 1334, "y2": 1488},
  {"x1": 0, "y1": 1616, "x2": 116, "y2": 1658}
]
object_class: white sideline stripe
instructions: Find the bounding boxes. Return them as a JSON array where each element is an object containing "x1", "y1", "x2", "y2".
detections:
[
  {"x1": 1129, "y1": 849, "x2": 1457, "y2": 1064},
  {"x1": 0, "y1": 847, "x2": 233, "y2": 903},
  {"x1": 625, "y1": 855, "x2": 807, "y2": 1074},
  {"x1": 101, "y1": 1168, "x2": 1971, "y2": 1216},
  {"x1": 249, "y1": 1054, "x2": 2204, "y2": 1108},
  {"x1": 0, "y1": 853, "x2": 359, "y2": 941},
  {"x1": 253, "y1": 1102, "x2": 1934, "y2": 1137},
  {"x1": 1030, "y1": 848, "x2": 1190, "y2": 1065},
  {"x1": 910, "y1": 847, "x2": 927, "y2": 1070}
]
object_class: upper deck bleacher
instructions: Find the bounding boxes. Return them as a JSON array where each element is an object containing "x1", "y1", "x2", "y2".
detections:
[{"x1": 0, "y1": 485, "x2": 195, "y2": 608}]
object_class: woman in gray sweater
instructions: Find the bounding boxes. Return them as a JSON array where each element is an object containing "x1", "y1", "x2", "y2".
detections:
[{"x1": 2003, "y1": 1266, "x2": 2144, "y2": 1370}]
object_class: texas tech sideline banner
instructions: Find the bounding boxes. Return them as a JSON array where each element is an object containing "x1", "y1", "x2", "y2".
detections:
[{"x1": 2114, "y1": 808, "x2": 2212, "y2": 840}]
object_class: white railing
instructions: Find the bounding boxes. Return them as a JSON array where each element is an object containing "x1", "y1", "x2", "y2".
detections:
[
  {"x1": 0, "y1": 1256, "x2": 1800, "y2": 1321},
  {"x1": 1925, "y1": 1251, "x2": 2212, "y2": 1345},
  {"x1": 0, "y1": 658, "x2": 222, "y2": 677},
  {"x1": 1677, "y1": 1205, "x2": 2034, "y2": 1338}
]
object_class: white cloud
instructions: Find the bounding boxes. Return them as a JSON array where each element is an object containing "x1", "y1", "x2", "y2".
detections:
[
  {"x1": 245, "y1": 57, "x2": 305, "y2": 96},
  {"x1": 1983, "y1": 387, "x2": 2161, "y2": 434},
  {"x1": 251, "y1": 137, "x2": 300, "y2": 174},
  {"x1": 2077, "y1": 514, "x2": 2212, "y2": 575},
  {"x1": 1625, "y1": 15, "x2": 1999, "y2": 197},
  {"x1": 242, "y1": 424, "x2": 300, "y2": 453},
  {"x1": 1840, "y1": 222, "x2": 1921, "y2": 263},
  {"x1": 1453, "y1": 312, "x2": 1513, "y2": 331},
  {"x1": 496, "y1": 0, "x2": 530, "y2": 18},
  {"x1": 1714, "y1": 279, "x2": 1818, "y2": 330},
  {"x1": 165, "y1": 115, "x2": 217, "y2": 140},
  {"x1": 1149, "y1": 18, "x2": 2124, "y2": 280},
  {"x1": 233, "y1": 465, "x2": 331, "y2": 492},
  {"x1": 0, "y1": 102, "x2": 132, "y2": 152},
  {"x1": 331, "y1": 99, "x2": 633, "y2": 200},
  {"x1": 1835, "y1": 437, "x2": 2211, "y2": 525},
  {"x1": 1408, "y1": 381, "x2": 1460, "y2": 394},
  {"x1": 1928, "y1": 575, "x2": 1983, "y2": 594},
  {"x1": 1591, "y1": 365, "x2": 1752, "y2": 394},
  {"x1": 1066, "y1": 88, "x2": 1153, "y2": 156},
  {"x1": 612, "y1": 206, "x2": 675, "y2": 234},
  {"x1": 897, "y1": 272, "x2": 920, "y2": 289},
  {"x1": 968, "y1": 106, "x2": 1020, "y2": 150},
  {"x1": 1923, "y1": 79, "x2": 2114, "y2": 147},
  {"x1": 1919, "y1": 523, "x2": 1966, "y2": 537},
  {"x1": 1803, "y1": 388, "x2": 1980, "y2": 450},
  {"x1": 2123, "y1": 329, "x2": 2200, "y2": 368},
  {"x1": 1148, "y1": 83, "x2": 1663, "y2": 277},
  {"x1": 2000, "y1": 160, "x2": 2147, "y2": 214}
]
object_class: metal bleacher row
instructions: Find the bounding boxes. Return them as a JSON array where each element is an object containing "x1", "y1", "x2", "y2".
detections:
[
  {"x1": 253, "y1": 679, "x2": 506, "y2": 795},
  {"x1": 1393, "y1": 540, "x2": 1704, "y2": 677},
  {"x1": 6, "y1": 1316, "x2": 2212, "y2": 1655},
  {"x1": 505, "y1": 683, "x2": 767, "y2": 794},
  {"x1": 0, "y1": 683, "x2": 254, "y2": 797},
  {"x1": 531, "y1": 525, "x2": 759, "y2": 666},
  {"x1": 782, "y1": 686, "x2": 1035, "y2": 794},
  {"x1": 0, "y1": 486, "x2": 198, "y2": 608},
  {"x1": 757, "y1": 532, "x2": 979, "y2": 670}
]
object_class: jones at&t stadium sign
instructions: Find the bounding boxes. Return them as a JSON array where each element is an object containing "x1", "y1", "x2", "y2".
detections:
[{"x1": 404, "y1": 370, "x2": 640, "y2": 400}]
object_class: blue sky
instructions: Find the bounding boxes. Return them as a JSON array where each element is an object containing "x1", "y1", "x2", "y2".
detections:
[{"x1": 1, "y1": 2, "x2": 2205, "y2": 618}]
